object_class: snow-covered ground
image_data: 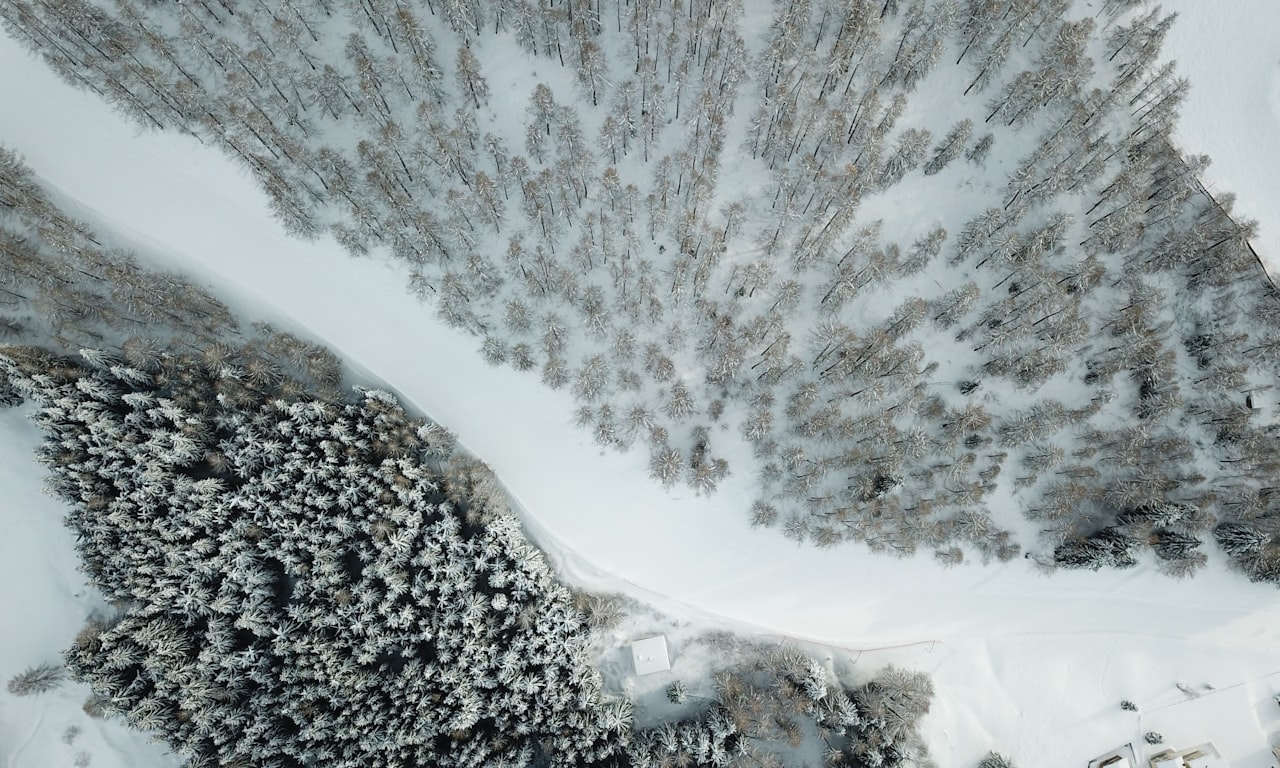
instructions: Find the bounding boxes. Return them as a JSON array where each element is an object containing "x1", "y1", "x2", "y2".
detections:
[
  {"x1": 1162, "y1": 0, "x2": 1280, "y2": 272},
  {"x1": 4, "y1": 5, "x2": 1280, "y2": 766},
  {"x1": 0, "y1": 406, "x2": 181, "y2": 768}
]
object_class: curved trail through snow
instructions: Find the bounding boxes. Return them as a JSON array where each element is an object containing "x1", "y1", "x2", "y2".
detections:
[
  {"x1": 0, "y1": 34, "x2": 1274, "y2": 650},
  {"x1": 2, "y1": 26, "x2": 1280, "y2": 767}
]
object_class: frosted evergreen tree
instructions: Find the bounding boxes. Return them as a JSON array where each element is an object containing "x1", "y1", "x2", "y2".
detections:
[
  {"x1": 7, "y1": 663, "x2": 66, "y2": 695},
  {"x1": 978, "y1": 752, "x2": 1015, "y2": 768},
  {"x1": 923, "y1": 119, "x2": 973, "y2": 175}
]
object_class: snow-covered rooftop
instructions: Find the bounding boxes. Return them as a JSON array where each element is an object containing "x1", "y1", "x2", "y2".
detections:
[
  {"x1": 630, "y1": 636, "x2": 670, "y2": 677},
  {"x1": 1149, "y1": 743, "x2": 1229, "y2": 768}
]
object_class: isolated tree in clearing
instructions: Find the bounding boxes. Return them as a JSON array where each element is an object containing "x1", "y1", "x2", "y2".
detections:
[{"x1": 7, "y1": 662, "x2": 66, "y2": 696}]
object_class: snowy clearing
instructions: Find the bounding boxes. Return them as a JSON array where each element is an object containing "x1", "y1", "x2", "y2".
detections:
[{"x1": 3, "y1": 3, "x2": 1280, "y2": 767}]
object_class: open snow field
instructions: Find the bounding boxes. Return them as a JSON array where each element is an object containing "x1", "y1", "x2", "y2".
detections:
[{"x1": 4, "y1": 3, "x2": 1280, "y2": 766}]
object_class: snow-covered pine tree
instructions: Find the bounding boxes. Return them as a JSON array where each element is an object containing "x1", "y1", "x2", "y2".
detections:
[{"x1": 7, "y1": 662, "x2": 66, "y2": 695}]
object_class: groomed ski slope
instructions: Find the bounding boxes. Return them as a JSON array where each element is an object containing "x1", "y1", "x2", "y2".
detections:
[{"x1": 3, "y1": 6, "x2": 1280, "y2": 766}]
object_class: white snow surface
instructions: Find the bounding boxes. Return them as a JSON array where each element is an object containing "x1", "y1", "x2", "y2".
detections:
[
  {"x1": 3, "y1": 6, "x2": 1280, "y2": 767},
  {"x1": 0, "y1": 406, "x2": 182, "y2": 768},
  {"x1": 1162, "y1": 0, "x2": 1280, "y2": 273}
]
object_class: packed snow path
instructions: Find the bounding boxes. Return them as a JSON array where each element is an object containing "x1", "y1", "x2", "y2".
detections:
[{"x1": 3, "y1": 17, "x2": 1280, "y2": 767}]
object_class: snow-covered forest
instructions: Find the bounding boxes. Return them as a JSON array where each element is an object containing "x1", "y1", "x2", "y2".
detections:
[
  {"x1": 4, "y1": 0, "x2": 1280, "y2": 765},
  {"x1": 0, "y1": 149, "x2": 936, "y2": 766},
  {"x1": 0, "y1": 339, "x2": 937, "y2": 767},
  {"x1": 4, "y1": 0, "x2": 1277, "y2": 577}
]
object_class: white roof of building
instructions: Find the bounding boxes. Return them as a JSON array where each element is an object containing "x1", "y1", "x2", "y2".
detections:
[
  {"x1": 1147, "y1": 744, "x2": 1228, "y2": 768},
  {"x1": 631, "y1": 635, "x2": 670, "y2": 676}
]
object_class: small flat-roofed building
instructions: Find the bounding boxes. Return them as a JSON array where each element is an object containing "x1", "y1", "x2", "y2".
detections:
[
  {"x1": 1090, "y1": 742, "x2": 1141, "y2": 762},
  {"x1": 1245, "y1": 389, "x2": 1271, "y2": 411},
  {"x1": 1147, "y1": 743, "x2": 1227, "y2": 768},
  {"x1": 1246, "y1": 389, "x2": 1279, "y2": 425},
  {"x1": 1183, "y1": 754, "x2": 1222, "y2": 768},
  {"x1": 631, "y1": 635, "x2": 670, "y2": 676},
  {"x1": 1090, "y1": 742, "x2": 1138, "y2": 768}
]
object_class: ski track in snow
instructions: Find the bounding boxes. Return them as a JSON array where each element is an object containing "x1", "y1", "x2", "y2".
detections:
[{"x1": 3, "y1": 8, "x2": 1280, "y2": 766}]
